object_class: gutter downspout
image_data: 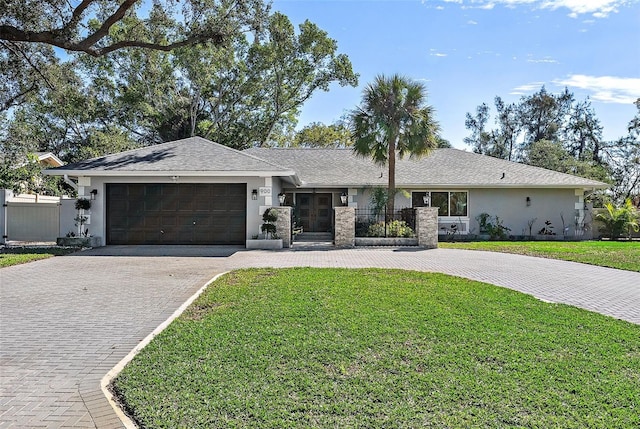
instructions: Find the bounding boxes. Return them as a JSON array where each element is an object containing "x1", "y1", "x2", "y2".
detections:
[{"x1": 63, "y1": 174, "x2": 78, "y2": 191}]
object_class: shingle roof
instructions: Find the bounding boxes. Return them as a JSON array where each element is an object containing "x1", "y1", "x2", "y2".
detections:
[
  {"x1": 46, "y1": 137, "x2": 293, "y2": 176},
  {"x1": 245, "y1": 147, "x2": 609, "y2": 189}
]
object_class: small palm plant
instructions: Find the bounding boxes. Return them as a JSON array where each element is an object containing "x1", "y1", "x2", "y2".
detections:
[{"x1": 596, "y1": 199, "x2": 639, "y2": 239}]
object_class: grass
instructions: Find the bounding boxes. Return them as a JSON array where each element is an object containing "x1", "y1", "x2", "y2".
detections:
[
  {"x1": 0, "y1": 247, "x2": 77, "y2": 268},
  {"x1": 113, "y1": 268, "x2": 640, "y2": 428},
  {"x1": 440, "y1": 240, "x2": 640, "y2": 272}
]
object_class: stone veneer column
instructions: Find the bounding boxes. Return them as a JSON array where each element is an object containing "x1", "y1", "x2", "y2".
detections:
[
  {"x1": 272, "y1": 206, "x2": 292, "y2": 248},
  {"x1": 334, "y1": 206, "x2": 355, "y2": 247},
  {"x1": 416, "y1": 207, "x2": 439, "y2": 249}
]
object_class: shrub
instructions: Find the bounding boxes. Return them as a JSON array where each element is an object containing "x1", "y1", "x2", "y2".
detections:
[
  {"x1": 366, "y1": 220, "x2": 415, "y2": 238},
  {"x1": 475, "y1": 213, "x2": 511, "y2": 240},
  {"x1": 75, "y1": 198, "x2": 91, "y2": 211},
  {"x1": 260, "y1": 208, "x2": 279, "y2": 239},
  {"x1": 596, "y1": 199, "x2": 640, "y2": 239}
]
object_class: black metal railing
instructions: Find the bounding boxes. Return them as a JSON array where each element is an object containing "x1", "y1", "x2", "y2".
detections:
[{"x1": 355, "y1": 207, "x2": 416, "y2": 238}]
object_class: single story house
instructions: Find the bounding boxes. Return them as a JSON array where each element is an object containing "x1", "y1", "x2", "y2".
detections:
[{"x1": 44, "y1": 136, "x2": 608, "y2": 246}]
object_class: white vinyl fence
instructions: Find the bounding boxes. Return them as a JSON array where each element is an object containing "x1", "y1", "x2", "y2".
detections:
[
  {"x1": 1, "y1": 189, "x2": 73, "y2": 243},
  {"x1": 6, "y1": 202, "x2": 60, "y2": 242}
]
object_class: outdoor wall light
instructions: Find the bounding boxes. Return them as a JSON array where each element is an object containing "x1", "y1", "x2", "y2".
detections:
[
  {"x1": 526, "y1": 196, "x2": 531, "y2": 207},
  {"x1": 423, "y1": 195, "x2": 431, "y2": 206},
  {"x1": 278, "y1": 192, "x2": 286, "y2": 206},
  {"x1": 251, "y1": 189, "x2": 258, "y2": 200},
  {"x1": 90, "y1": 189, "x2": 98, "y2": 200},
  {"x1": 340, "y1": 192, "x2": 348, "y2": 206}
]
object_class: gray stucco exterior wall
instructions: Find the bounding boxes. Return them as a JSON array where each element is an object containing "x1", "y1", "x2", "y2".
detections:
[{"x1": 470, "y1": 188, "x2": 584, "y2": 237}]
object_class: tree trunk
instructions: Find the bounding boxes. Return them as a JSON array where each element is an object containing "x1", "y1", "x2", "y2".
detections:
[{"x1": 387, "y1": 134, "x2": 396, "y2": 225}]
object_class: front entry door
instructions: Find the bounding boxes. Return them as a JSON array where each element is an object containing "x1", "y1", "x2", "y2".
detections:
[{"x1": 297, "y1": 193, "x2": 332, "y2": 232}]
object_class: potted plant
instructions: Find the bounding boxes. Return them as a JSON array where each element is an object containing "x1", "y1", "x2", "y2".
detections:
[
  {"x1": 56, "y1": 197, "x2": 101, "y2": 247},
  {"x1": 74, "y1": 198, "x2": 91, "y2": 237}
]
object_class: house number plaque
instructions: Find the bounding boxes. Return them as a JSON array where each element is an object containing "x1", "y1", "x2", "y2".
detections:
[{"x1": 258, "y1": 187, "x2": 272, "y2": 197}]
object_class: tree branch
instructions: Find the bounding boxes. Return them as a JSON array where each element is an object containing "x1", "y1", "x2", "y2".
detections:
[
  {"x1": 67, "y1": 0, "x2": 97, "y2": 31},
  {"x1": 78, "y1": 0, "x2": 138, "y2": 50},
  {"x1": 3, "y1": 41, "x2": 56, "y2": 90},
  {"x1": 1, "y1": 83, "x2": 37, "y2": 112},
  {"x1": 1, "y1": 23, "x2": 226, "y2": 56},
  {"x1": 95, "y1": 31, "x2": 224, "y2": 56},
  {"x1": 0, "y1": 0, "x2": 226, "y2": 57}
]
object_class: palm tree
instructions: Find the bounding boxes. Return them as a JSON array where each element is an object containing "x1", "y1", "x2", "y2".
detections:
[{"x1": 350, "y1": 74, "x2": 440, "y2": 217}]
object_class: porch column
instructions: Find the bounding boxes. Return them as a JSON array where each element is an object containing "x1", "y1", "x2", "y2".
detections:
[
  {"x1": 272, "y1": 206, "x2": 292, "y2": 248},
  {"x1": 416, "y1": 207, "x2": 439, "y2": 249},
  {"x1": 334, "y1": 206, "x2": 355, "y2": 247}
]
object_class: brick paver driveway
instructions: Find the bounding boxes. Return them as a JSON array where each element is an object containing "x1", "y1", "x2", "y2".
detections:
[{"x1": 1, "y1": 246, "x2": 639, "y2": 428}]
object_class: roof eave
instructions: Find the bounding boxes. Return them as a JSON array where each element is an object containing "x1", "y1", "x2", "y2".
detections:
[
  {"x1": 396, "y1": 183, "x2": 611, "y2": 190},
  {"x1": 295, "y1": 182, "x2": 610, "y2": 190},
  {"x1": 44, "y1": 169, "x2": 298, "y2": 178}
]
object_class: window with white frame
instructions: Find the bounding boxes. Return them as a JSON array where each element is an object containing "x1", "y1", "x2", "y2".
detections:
[{"x1": 412, "y1": 191, "x2": 468, "y2": 217}]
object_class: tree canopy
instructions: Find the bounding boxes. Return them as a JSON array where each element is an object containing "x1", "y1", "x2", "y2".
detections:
[
  {"x1": 0, "y1": 0, "x2": 265, "y2": 56},
  {"x1": 293, "y1": 121, "x2": 352, "y2": 148},
  {"x1": 0, "y1": 1, "x2": 358, "y2": 194},
  {"x1": 465, "y1": 88, "x2": 639, "y2": 204},
  {"x1": 0, "y1": 0, "x2": 269, "y2": 114}
]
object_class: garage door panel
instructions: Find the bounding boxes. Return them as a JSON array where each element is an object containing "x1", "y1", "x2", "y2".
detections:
[
  {"x1": 162, "y1": 197, "x2": 179, "y2": 211},
  {"x1": 160, "y1": 230, "x2": 177, "y2": 242},
  {"x1": 107, "y1": 183, "x2": 246, "y2": 245},
  {"x1": 162, "y1": 216, "x2": 177, "y2": 227},
  {"x1": 144, "y1": 215, "x2": 161, "y2": 228}
]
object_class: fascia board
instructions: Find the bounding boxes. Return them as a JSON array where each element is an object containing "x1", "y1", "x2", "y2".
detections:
[
  {"x1": 297, "y1": 182, "x2": 610, "y2": 190},
  {"x1": 43, "y1": 170, "x2": 298, "y2": 178},
  {"x1": 395, "y1": 183, "x2": 610, "y2": 189}
]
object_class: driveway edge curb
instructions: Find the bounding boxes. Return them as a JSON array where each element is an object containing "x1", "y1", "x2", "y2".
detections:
[{"x1": 99, "y1": 271, "x2": 230, "y2": 428}]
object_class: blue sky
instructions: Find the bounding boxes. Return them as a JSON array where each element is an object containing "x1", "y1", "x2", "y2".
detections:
[{"x1": 271, "y1": 0, "x2": 640, "y2": 149}]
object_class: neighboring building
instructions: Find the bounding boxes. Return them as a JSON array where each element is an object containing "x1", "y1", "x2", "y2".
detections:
[{"x1": 44, "y1": 137, "x2": 608, "y2": 246}]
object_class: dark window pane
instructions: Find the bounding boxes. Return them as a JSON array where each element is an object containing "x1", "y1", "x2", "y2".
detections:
[
  {"x1": 431, "y1": 192, "x2": 449, "y2": 216},
  {"x1": 450, "y1": 192, "x2": 468, "y2": 216},
  {"x1": 412, "y1": 192, "x2": 427, "y2": 207}
]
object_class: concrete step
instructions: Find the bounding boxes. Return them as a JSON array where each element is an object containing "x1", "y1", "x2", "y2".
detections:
[{"x1": 294, "y1": 232, "x2": 333, "y2": 242}]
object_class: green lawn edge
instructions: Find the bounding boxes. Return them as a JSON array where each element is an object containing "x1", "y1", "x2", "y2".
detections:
[
  {"x1": 0, "y1": 247, "x2": 78, "y2": 268},
  {"x1": 439, "y1": 241, "x2": 640, "y2": 272},
  {"x1": 112, "y1": 268, "x2": 640, "y2": 429}
]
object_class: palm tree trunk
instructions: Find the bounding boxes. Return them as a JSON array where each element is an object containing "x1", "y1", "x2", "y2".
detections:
[{"x1": 387, "y1": 134, "x2": 396, "y2": 225}]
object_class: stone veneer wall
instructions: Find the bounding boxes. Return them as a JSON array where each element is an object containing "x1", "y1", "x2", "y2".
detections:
[
  {"x1": 334, "y1": 207, "x2": 355, "y2": 247},
  {"x1": 272, "y1": 206, "x2": 292, "y2": 248},
  {"x1": 416, "y1": 207, "x2": 439, "y2": 248}
]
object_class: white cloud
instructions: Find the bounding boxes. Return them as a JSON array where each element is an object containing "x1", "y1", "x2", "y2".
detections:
[
  {"x1": 540, "y1": 0, "x2": 623, "y2": 17},
  {"x1": 439, "y1": 0, "x2": 631, "y2": 18},
  {"x1": 510, "y1": 81, "x2": 546, "y2": 95},
  {"x1": 526, "y1": 57, "x2": 559, "y2": 63},
  {"x1": 553, "y1": 74, "x2": 640, "y2": 104},
  {"x1": 430, "y1": 48, "x2": 448, "y2": 57},
  {"x1": 467, "y1": 19, "x2": 478, "y2": 24}
]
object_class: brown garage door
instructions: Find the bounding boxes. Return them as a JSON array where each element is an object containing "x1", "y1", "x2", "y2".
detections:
[{"x1": 106, "y1": 183, "x2": 246, "y2": 245}]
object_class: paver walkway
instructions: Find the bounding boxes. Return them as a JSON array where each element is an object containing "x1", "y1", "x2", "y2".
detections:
[{"x1": 1, "y1": 246, "x2": 639, "y2": 428}]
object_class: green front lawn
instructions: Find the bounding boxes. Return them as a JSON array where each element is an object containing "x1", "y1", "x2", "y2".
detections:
[
  {"x1": 113, "y1": 268, "x2": 640, "y2": 428},
  {"x1": 440, "y1": 240, "x2": 640, "y2": 272},
  {"x1": 0, "y1": 247, "x2": 77, "y2": 268}
]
